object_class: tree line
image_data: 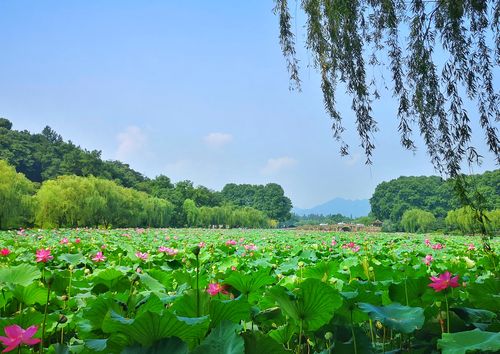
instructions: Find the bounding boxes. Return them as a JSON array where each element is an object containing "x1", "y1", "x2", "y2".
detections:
[
  {"x1": 0, "y1": 160, "x2": 276, "y2": 229},
  {"x1": 0, "y1": 119, "x2": 292, "y2": 229},
  {"x1": 371, "y1": 171, "x2": 499, "y2": 234}
]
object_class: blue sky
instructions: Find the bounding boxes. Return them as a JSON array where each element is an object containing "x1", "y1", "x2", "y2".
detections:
[{"x1": 0, "y1": 1, "x2": 497, "y2": 208}]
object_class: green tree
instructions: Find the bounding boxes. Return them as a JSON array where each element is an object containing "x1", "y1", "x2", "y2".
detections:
[
  {"x1": 401, "y1": 209, "x2": 436, "y2": 233},
  {"x1": 0, "y1": 118, "x2": 12, "y2": 130},
  {"x1": 0, "y1": 160, "x2": 35, "y2": 229},
  {"x1": 221, "y1": 183, "x2": 292, "y2": 221},
  {"x1": 183, "y1": 199, "x2": 200, "y2": 227}
]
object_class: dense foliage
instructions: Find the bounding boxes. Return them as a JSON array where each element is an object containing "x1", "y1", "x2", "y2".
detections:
[
  {"x1": 35, "y1": 175, "x2": 174, "y2": 229},
  {"x1": 446, "y1": 207, "x2": 500, "y2": 235},
  {"x1": 0, "y1": 121, "x2": 293, "y2": 227},
  {"x1": 0, "y1": 228, "x2": 498, "y2": 353},
  {"x1": 370, "y1": 171, "x2": 499, "y2": 224},
  {"x1": 401, "y1": 209, "x2": 436, "y2": 233},
  {"x1": 0, "y1": 122, "x2": 146, "y2": 188},
  {"x1": 222, "y1": 183, "x2": 293, "y2": 221},
  {"x1": 274, "y1": 0, "x2": 500, "y2": 177},
  {"x1": 0, "y1": 161, "x2": 35, "y2": 229}
]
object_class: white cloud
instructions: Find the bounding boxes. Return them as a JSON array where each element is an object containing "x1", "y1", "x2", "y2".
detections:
[
  {"x1": 261, "y1": 156, "x2": 297, "y2": 175},
  {"x1": 116, "y1": 126, "x2": 146, "y2": 160},
  {"x1": 203, "y1": 132, "x2": 233, "y2": 148}
]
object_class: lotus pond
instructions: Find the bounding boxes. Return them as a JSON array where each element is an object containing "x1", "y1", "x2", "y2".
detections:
[{"x1": 0, "y1": 229, "x2": 498, "y2": 353}]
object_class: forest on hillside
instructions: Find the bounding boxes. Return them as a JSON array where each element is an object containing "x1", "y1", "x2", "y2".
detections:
[{"x1": 0, "y1": 119, "x2": 292, "y2": 229}]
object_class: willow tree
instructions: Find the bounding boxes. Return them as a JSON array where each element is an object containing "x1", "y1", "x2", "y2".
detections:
[
  {"x1": 274, "y1": 0, "x2": 499, "y2": 174},
  {"x1": 274, "y1": 0, "x2": 499, "y2": 244}
]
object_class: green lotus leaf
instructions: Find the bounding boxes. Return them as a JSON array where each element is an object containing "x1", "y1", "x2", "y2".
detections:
[
  {"x1": 303, "y1": 261, "x2": 339, "y2": 282},
  {"x1": 138, "y1": 273, "x2": 165, "y2": 292},
  {"x1": 450, "y1": 307, "x2": 497, "y2": 330},
  {"x1": 268, "y1": 322, "x2": 297, "y2": 346},
  {"x1": 269, "y1": 278, "x2": 343, "y2": 331},
  {"x1": 14, "y1": 283, "x2": 48, "y2": 306},
  {"x1": 467, "y1": 278, "x2": 500, "y2": 313},
  {"x1": 242, "y1": 331, "x2": 290, "y2": 354},
  {"x1": 171, "y1": 289, "x2": 210, "y2": 318},
  {"x1": 224, "y1": 268, "x2": 275, "y2": 298},
  {"x1": 191, "y1": 321, "x2": 244, "y2": 354},
  {"x1": 92, "y1": 268, "x2": 126, "y2": 290},
  {"x1": 59, "y1": 253, "x2": 86, "y2": 266},
  {"x1": 0, "y1": 264, "x2": 40, "y2": 286},
  {"x1": 437, "y1": 329, "x2": 500, "y2": 354},
  {"x1": 209, "y1": 296, "x2": 251, "y2": 328},
  {"x1": 104, "y1": 310, "x2": 209, "y2": 348},
  {"x1": 358, "y1": 302, "x2": 424, "y2": 333},
  {"x1": 122, "y1": 337, "x2": 188, "y2": 354}
]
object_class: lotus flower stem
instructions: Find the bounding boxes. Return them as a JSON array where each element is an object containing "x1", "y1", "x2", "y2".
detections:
[
  {"x1": 369, "y1": 319, "x2": 375, "y2": 347},
  {"x1": 382, "y1": 326, "x2": 386, "y2": 353},
  {"x1": 350, "y1": 310, "x2": 358, "y2": 354},
  {"x1": 297, "y1": 319, "x2": 303, "y2": 354},
  {"x1": 40, "y1": 281, "x2": 52, "y2": 352},
  {"x1": 404, "y1": 277, "x2": 409, "y2": 306},
  {"x1": 444, "y1": 292, "x2": 450, "y2": 333}
]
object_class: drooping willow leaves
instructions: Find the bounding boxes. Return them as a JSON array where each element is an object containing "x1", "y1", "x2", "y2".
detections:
[{"x1": 274, "y1": 0, "x2": 499, "y2": 178}]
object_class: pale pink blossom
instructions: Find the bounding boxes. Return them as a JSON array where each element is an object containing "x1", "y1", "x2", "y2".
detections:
[
  {"x1": 424, "y1": 254, "x2": 433, "y2": 266},
  {"x1": 135, "y1": 252, "x2": 149, "y2": 260},
  {"x1": 244, "y1": 244, "x2": 257, "y2": 251},
  {"x1": 92, "y1": 252, "x2": 106, "y2": 262}
]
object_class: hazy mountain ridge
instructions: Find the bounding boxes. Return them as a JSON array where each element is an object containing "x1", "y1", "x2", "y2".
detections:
[{"x1": 293, "y1": 198, "x2": 370, "y2": 218}]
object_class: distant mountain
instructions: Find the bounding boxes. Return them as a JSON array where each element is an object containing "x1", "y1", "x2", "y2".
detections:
[{"x1": 293, "y1": 198, "x2": 371, "y2": 218}]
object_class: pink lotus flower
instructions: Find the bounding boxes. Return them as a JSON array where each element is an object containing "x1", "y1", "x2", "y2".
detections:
[
  {"x1": 198, "y1": 241, "x2": 206, "y2": 248},
  {"x1": 424, "y1": 254, "x2": 433, "y2": 266},
  {"x1": 59, "y1": 238, "x2": 69, "y2": 245},
  {"x1": 331, "y1": 239, "x2": 337, "y2": 246},
  {"x1": 92, "y1": 251, "x2": 106, "y2": 262},
  {"x1": 159, "y1": 246, "x2": 178, "y2": 255},
  {"x1": 0, "y1": 249, "x2": 11, "y2": 257},
  {"x1": 342, "y1": 242, "x2": 360, "y2": 252},
  {"x1": 429, "y1": 271, "x2": 460, "y2": 292},
  {"x1": 135, "y1": 252, "x2": 149, "y2": 260},
  {"x1": 35, "y1": 249, "x2": 53, "y2": 263},
  {"x1": 225, "y1": 240, "x2": 237, "y2": 246},
  {"x1": 244, "y1": 244, "x2": 257, "y2": 251},
  {"x1": 207, "y1": 283, "x2": 228, "y2": 296},
  {"x1": 425, "y1": 238, "x2": 431, "y2": 246},
  {"x1": 0, "y1": 325, "x2": 40, "y2": 352},
  {"x1": 432, "y1": 243, "x2": 444, "y2": 250},
  {"x1": 467, "y1": 243, "x2": 476, "y2": 250},
  {"x1": 74, "y1": 238, "x2": 81, "y2": 244}
]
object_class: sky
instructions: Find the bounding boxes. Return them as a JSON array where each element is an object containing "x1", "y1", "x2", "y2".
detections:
[{"x1": 0, "y1": 1, "x2": 498, "y2": 209}]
